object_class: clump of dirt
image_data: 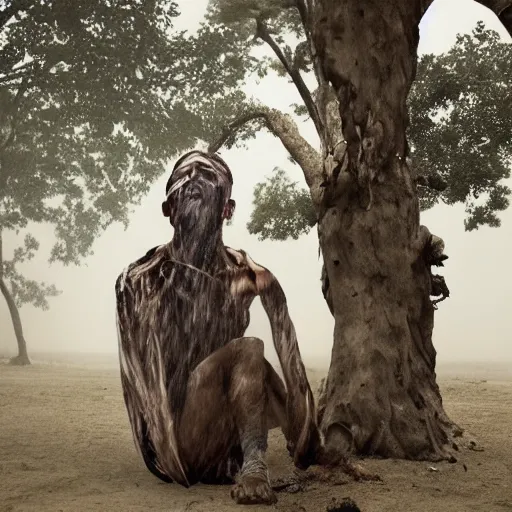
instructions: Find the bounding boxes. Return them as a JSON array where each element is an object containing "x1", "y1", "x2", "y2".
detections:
[{"x1": 326, "y1": 497, "x2": 361, "y2": 512}]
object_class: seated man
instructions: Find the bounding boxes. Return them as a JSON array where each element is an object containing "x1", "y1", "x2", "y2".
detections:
[{"x1": 115, "y1": 150, "x2": 321, "y2": 505}]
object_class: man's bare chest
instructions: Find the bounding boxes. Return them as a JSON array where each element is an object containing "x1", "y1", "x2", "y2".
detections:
[{"x1": 130, "y1": 261, "x2": 254, "y2": 340}]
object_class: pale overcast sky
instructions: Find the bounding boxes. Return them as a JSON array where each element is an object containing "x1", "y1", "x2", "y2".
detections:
[{"x1": 1, "y1": 0, "x2": 511, "y2": 366}]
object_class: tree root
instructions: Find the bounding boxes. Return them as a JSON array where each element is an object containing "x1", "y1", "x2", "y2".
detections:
[{"x1": 271, "y1": 457, "x2": 381, "y2": 496}]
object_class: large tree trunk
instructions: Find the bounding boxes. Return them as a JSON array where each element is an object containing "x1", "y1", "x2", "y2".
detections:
[
  {"x1": 0, "y1": 231, "x2": 30, "y2": 365},
  {"x1": 312, "y1": 0, "x2": 461, "y2": 461}
]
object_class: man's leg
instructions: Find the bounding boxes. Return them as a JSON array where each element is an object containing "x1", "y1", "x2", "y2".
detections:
[
  {"x1": 264, "y1": 360, "x2": 288, "y2": 433},
  {"x1": 177, "y1": 337, "x2": 277, "y2": 505}
]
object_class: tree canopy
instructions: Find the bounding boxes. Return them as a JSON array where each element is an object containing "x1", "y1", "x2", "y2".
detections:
[
  {"x1": 253, "y1": 23, "x2": 511, "y2": 238},
  {"x1": 409, "y1": 21, "x2": 511, "y2": 231},
  {"x1": 248, "y1": 23, "x2": 511, "y2": 239},
  {"x1": 1, "y1": 0, "x2": 510, "y2": 309},
  {"x1": 0, "y1": 0, "x2": 270, "y2": 324},
  {"x1": 246, "y1": 167, "x2": 316, "y2": 241},
  {"x1": 0, "y1": 0, "x2": 194, "y2": 309}
]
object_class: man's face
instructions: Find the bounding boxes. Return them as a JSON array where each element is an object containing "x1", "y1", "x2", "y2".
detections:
[{"x1": 162, "y1": 153, "x2": 235, "y2": 231}]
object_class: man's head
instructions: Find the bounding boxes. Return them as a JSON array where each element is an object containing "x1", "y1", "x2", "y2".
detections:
[{"x1": 162, "y1": 151, "x2": 236, "y2": 230}]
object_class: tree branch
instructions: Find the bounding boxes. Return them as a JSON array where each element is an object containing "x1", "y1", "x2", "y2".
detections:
[
  {"x1": 473, "y1": 0, "x2": 512, "y2": 35},
  {"x1": 415, "y1": 173, "x2": 448, "y2": 192},
  {"x1": 208, "y1": 107, "x2": 323, "y2": 194},
  {"x1": 295, "y1": 0, "x2": 324, "y2": 87},
  {"x1": 294, "y1": 1, "x2": 335, "y2": 155},
  {"x1": 265, "y1": 107, "x2": 323, "y2": 190},
  {"x1": 255, "y1": 19, "x2": 324, "y2": 140},
  {"x1": 207, "y1": 112, "x2": 268, "y2": 154},
  {"x1": 295, "y1": 0, "x2": 310, "y2": 33}
]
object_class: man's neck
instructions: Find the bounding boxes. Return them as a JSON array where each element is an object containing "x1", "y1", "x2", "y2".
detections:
[{"x1": 168, "y1": 228, "x2": 225, "y2": 272}]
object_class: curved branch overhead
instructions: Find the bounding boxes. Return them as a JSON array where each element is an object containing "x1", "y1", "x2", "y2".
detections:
[
  {"x1": 207, "y1": 112, "x2": 268, "y2": 153},
  {"x1": 208, "y1": 107, "x2": 323, "y2": 194},
  {"x1": 419, "y1": 0, "x2": 436, "y2": 18}
]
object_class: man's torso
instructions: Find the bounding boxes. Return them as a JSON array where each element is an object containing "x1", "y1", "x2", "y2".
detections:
[{"x1": 116, "y1": 243, "x2": 261, "y2": 372}]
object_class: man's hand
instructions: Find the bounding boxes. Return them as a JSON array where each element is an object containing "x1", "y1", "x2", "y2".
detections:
[{"x1": 286, "y1": 402, "x2": 323, "y2": 470}]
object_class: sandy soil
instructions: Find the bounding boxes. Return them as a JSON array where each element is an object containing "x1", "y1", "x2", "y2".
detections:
[{"x1": 1, "y1": 357, "x2": 511, "y2": 512}]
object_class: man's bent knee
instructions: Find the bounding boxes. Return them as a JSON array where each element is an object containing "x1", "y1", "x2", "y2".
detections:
[{"x1": 232, "y1": 337, "x2": 265, "y2": 357}]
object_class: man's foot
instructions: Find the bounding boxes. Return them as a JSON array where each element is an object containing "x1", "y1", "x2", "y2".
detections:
[{"x1": 231, "y1": 474, "x2": 277, "y2": 505}]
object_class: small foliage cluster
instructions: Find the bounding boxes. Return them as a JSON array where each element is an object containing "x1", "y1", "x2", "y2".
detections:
[
  {"x1": 409, "y1": 22, "x2": 511, "y2": 231},
  {"x1": 247, "y1": 167, "x2": 316, "y2": 241}
]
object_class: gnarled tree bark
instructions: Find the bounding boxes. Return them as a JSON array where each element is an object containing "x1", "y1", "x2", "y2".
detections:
[
  {"x1": 0, "y1": 230, "x2": 31, "y2": 365},
  {"x1": 311, "y1": 0, "x2": 461, "y2": 461}
]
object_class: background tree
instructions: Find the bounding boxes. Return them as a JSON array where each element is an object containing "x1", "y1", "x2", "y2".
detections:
[
  {"x1": 0, "y1": 0, "x2": 202, "y2": 364},
  {"x1": 174, "y1": 0, "x2": 512, "y2": 462}
]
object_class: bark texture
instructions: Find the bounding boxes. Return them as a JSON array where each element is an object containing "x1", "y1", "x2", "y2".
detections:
[
  {"x1": 0, "y1": 231, "x2": 31, "y2": 365},
  {"x1": 312, "y1": 0, "x2": 461, "y2": 460}
]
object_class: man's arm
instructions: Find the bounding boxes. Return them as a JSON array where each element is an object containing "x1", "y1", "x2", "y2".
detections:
[
  {"x1": 115, "y1": 263, "x2": 189, "y2": 486},
  {"x1": 238, "y1": 250, "x2": 322, "y2": 469}
]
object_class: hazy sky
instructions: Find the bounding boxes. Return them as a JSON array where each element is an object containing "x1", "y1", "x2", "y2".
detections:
[{"x1": 1, "y1": 0, "x2": 511, "y2": 366}]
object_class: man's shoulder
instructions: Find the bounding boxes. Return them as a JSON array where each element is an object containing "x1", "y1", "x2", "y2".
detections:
[
  {"x1": 115, "y1": 244, "x2": 166, "y2": 295},
  {"x1": 224, "y1": 246, "x2": 276, "y2": 280},
  {"x1": 224, "y1": 246, "x2": 279, "y2": 295},
  {"x1": 225, "y1": 246, "x2": 264, "y2": 270}
]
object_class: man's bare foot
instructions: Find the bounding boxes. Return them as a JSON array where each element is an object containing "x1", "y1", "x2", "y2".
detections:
[{"x1": 231, "y1": 474, "x2": 277, "y2": 505}]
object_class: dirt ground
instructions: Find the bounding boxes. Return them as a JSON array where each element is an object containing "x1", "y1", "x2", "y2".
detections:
[{"x1": 1, "y1": 357, "x2": 511, "y2": 512}]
